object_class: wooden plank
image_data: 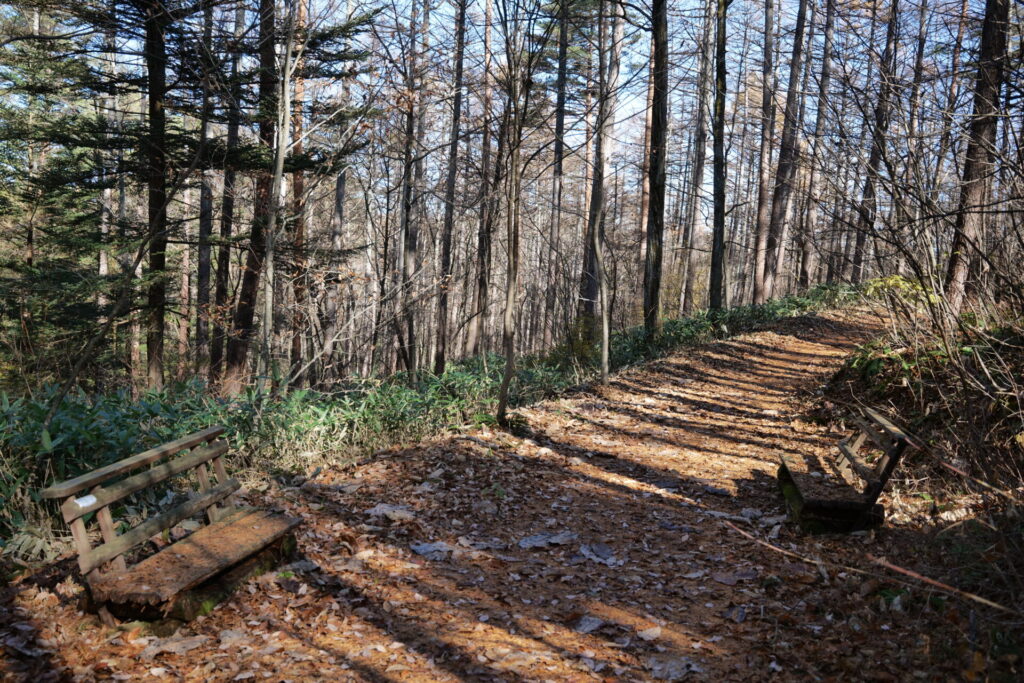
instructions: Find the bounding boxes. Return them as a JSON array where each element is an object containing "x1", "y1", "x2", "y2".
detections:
[
  {"x1": 68, "y1": 513, "x2": 92, "y2": 576},
  {"x1": 89, "y1": 508, "x2": 301, "y2": 605},
  {"x1": 837, "y1": 439, "x2": 878, "y2": 483},
  {"x1": 834, "y1": 438, "x2": 856, "y2": 481},
  {"x1": 850, "y1": 415, "x2": 893, "y2": 452},
  {"x1": 41, "y1": 426, "x2": 225, "y2": 499},
  {"x1": 211, "y1": 455, "x2": 237, "y2": 513},
  {"x1": 863, "y1": 439, "x2": 908, "y2": 506},
  {"x1": 850, "y1": 430, "x2": 867, "y2": 452},
  {"x1": 80, "y1": 479, "x2": 240, "y2": 574},
  {"x1": 95, "y1": 501, "x2": 127, "y2": 573},
  {"x1": 862, "y1": 407, "x2": 909, "y2": 442},
  {"x1": 195, "y1": 461, "x2": 221, "y2": 523},
  {"x1": 164, "y1": 534, "x2": 296, "y2": 621},
  {"x1": 61, "y1": 441, "x2": 229, "y2": 523}
]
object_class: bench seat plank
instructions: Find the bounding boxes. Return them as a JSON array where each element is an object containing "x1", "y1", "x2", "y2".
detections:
[
  {"x1": 89, "y1": 508, "x2": 301, "y2": 605},
  {"x1": 778, "y1": 452, "x2": 868, "y2": 506},
  {"x1": 80, "y1": 478, "x2": 240, "y2": 573}
]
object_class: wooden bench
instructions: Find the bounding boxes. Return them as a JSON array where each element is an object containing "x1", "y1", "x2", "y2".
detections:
[
  {"x1": 777, "y1": 407, "x2": 910, "y2": 533},
  {"x1": 41, "y1": 426, "x2": 301, "y2": 621}
]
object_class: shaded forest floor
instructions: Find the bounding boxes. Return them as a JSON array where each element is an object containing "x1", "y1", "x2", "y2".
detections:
[{"x1": 3, "y1": 309, "x2": 1005, "y2": 681}]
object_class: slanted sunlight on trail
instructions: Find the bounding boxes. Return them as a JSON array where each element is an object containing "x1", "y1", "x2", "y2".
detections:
[{"x1": 8, "y1": 310, "x2": 969, "y2": 680}]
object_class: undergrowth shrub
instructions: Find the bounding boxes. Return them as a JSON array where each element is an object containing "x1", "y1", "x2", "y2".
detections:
[
  {"x1": 827, "y1": 278, "x2": 1024, "y2": 625},
  {"x1": 0, "y1": 283, "x2": 855, "y2": 560},
  {"x1": 841, "y1": 326, "x2": 1024, "y2": 488}
]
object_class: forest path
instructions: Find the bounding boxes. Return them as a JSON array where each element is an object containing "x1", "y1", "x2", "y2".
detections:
[{"x1": 12, "y1": 309, "x2": 946, "y2": 681}]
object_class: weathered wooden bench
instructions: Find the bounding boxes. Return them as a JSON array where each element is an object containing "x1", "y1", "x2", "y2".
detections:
[
  {"x1": 41, "y1": 426, "x2": 301, "y2": 621},
  {"x1": 777, "y1": 407, "x2": 910, "y2": 533}
]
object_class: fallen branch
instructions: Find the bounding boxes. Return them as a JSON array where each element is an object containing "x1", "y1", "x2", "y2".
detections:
[
  {"x1": 723, "y1": 521, "x2": 1020, "y2": 617},
  {"x1": 866, "y1": 554, "x2": 1018, "y2": 616}
]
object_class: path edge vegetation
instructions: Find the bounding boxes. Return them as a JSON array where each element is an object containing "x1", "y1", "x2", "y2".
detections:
[{"x1": 1, "y1": 283, "x2": 857, "y2": 562}]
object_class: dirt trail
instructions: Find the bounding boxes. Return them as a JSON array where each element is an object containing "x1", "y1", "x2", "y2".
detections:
[{"x1": 6, "y1": 310, "x2": 958, "y2": 681}]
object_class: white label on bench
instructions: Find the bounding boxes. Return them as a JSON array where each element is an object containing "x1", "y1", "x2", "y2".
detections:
[{"x1": 74, "y1": 494, "x2": 97, "y2": 508}]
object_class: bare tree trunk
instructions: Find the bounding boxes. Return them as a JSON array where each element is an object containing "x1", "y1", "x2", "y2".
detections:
[
  {"x1": 763, "y1": 0, "x2": 809, "y2": 297},
  {"x1": 643, "y1": 0, "x2": 668, "y2": 334},
  {"x1": 465, "y1": 0, "x2": 493, "y2": 358},
  {"x1": 638, "y1": 41, "x2": 655, "y2": 265},
  {"x1": 494, "y1": 1, "x2": 548, "y2": 422},
  {"x1": 680, "y1": 0, "x2": 714, "y2": 314},
  {"x1": 931, "y1": 0, "x2": 969, "y2": 205},
  {"x1": 708, "y1": 0, "x2": 729, "y2": 309},
  {"x1": 259, "y1": 4, "x2": 297, "y2": 391},
  {"x1": 434, "y1": 0, "x2": 467, "y2": 375},
  {"x1": 851, "y1": 0, "x2": 900, "y2": 284},
  {"x1": 222, "y1": 0, "x2": 277, "y2": 395},
  {"x1": 395, "y1": 0, "x2": 427, "y2": 373},
  {"x1": 289, "y1": 0, "x2": 308, "y2": 387},
  {"x1": 944, "y1": 0, "x2": 1008, "y2": 317},
  {"x1": 195, "y1": 2, "x2": 214, "y2": 375},
  {"x1": 751, "y1": 0, "x2": 775, "y2": 304},
  {"x1": 543, "y1": 0, "x2": 570, "y2": 350},
  {"x1": 578, "y1": 0, "x2": 623, "y2": 379},
  {"x1": 801, "y1": 0, "x2": 834, "y2": 290},
  {"x1": 210, "y1": 3, "x2": 246, "y2": 383},
  {"x1": 144, "y1": 0, "x2": 169, "y2": 389},
  {"x1": 495, "y1": 136, "x2": 522, "y2": 423},
  {"x1": 177, "y1": 208, "x2": 191, "y2": 378}
]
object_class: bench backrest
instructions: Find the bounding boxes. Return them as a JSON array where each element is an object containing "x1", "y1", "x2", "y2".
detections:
[
  {"x1": 839, "y1": 408, "x2": 909, "y2": 505},
  {"x1": 40, "y1": 426, "x2": 237, "y2": 577}
]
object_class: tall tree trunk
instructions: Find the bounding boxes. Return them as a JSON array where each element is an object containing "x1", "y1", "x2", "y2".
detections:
[
  {"x1": 210, "y1": 3, "x2": 246, "y2": 383},
  {"x1": 851, "y1": 0, "x2": 900, "y2": 284},
  {"x1": 751, "y1": 0, "x2": 776, "y2": 304},
  {"x1": 708, "y1": 0, "x2": 730, "y2": 309},
  {"x1": 932, "y1": 0, "x2": 969, "y2": 200},
  {"x1": 322, "y1": 160, "x2": 348, "y2": 378},
  {"x1": 578, "y1": 19, "x2": 603, "y2": 339},
  {"x1": 465, "y1": 0, "x2": 493, "y2": 357},
  {"x1": 679, "y1": 0, "x2": 714, "y2": 314},
  {"x1": 260, "y1": 4, "x2": 297, "y2": 391},
  {"x1": 396, "y1": 0, "x2": 423, "y2": 373},
  {"x1": 177, "y1": 209, "x2": 191, "y2": 378},
  {"x1": 434, "y1": 0, "x2": 467, "y2": 375},
  {"x1": 642, "y1": 0, "x2": 668, "y2": 334},
  {"x1": 801, "y1": 0, "x2": 835, "y2": 290},
  {"x1": 578, "y1": 0, "x2": 623, "y2": 378},
  {"x1": 944, "y1": 0, "x2": 1008, "y2": 317},
  {"x1": 144, "y1": 0, "x2": 169, "y2": 389},
  {"x1": 289, "y1": 0, "x2": 308, "y2": 387},
  {"x1": 321, "y1": 0, "x2": 354, "y2": 381},
  {"x1": 195, "y1": 2, "x2": 214, "y2": 375},
  {"x1": 543, "y1": 0, "x2": 570, "y2": 350},
  {"x1": 222, "y1": 0, "x2": 276, "y2": 394},
  {"x1": 763, "y1": 0, "x2": 809, "y2": 297},
  {"x1": 638, "y1": 42, "x2": 655, "y2": 264},
  {"x1": 495, "y1": 132, "x2": 522, "y2": 424}
]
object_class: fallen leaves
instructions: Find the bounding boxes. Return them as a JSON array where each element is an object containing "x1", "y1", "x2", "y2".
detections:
[
  {"x1": 364, "y1": 503, "x2": 415, "y2": 522},
  {"x1": 637, "y1": 625, "x2": 663, "y2": 641},
  {"x1": 409, "y1": 541, "x2": 453, "y2": 561},
  {"x1": 517, "y1": 530, "x2": 577, "y2": 549},
  {"x1": 644, "y1": 653, "x2": 705, "y2": 679},
  {"x1": 140, "y1": 634, "x2": 210, "y2": 660},
  {"x1": 1, "y1": 311, "x2": 975, "y2": 681}
]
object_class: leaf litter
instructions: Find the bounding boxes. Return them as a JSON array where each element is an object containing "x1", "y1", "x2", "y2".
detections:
[{"x1": 0, "y1": 310, "x2": 981, "y2": 681}]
